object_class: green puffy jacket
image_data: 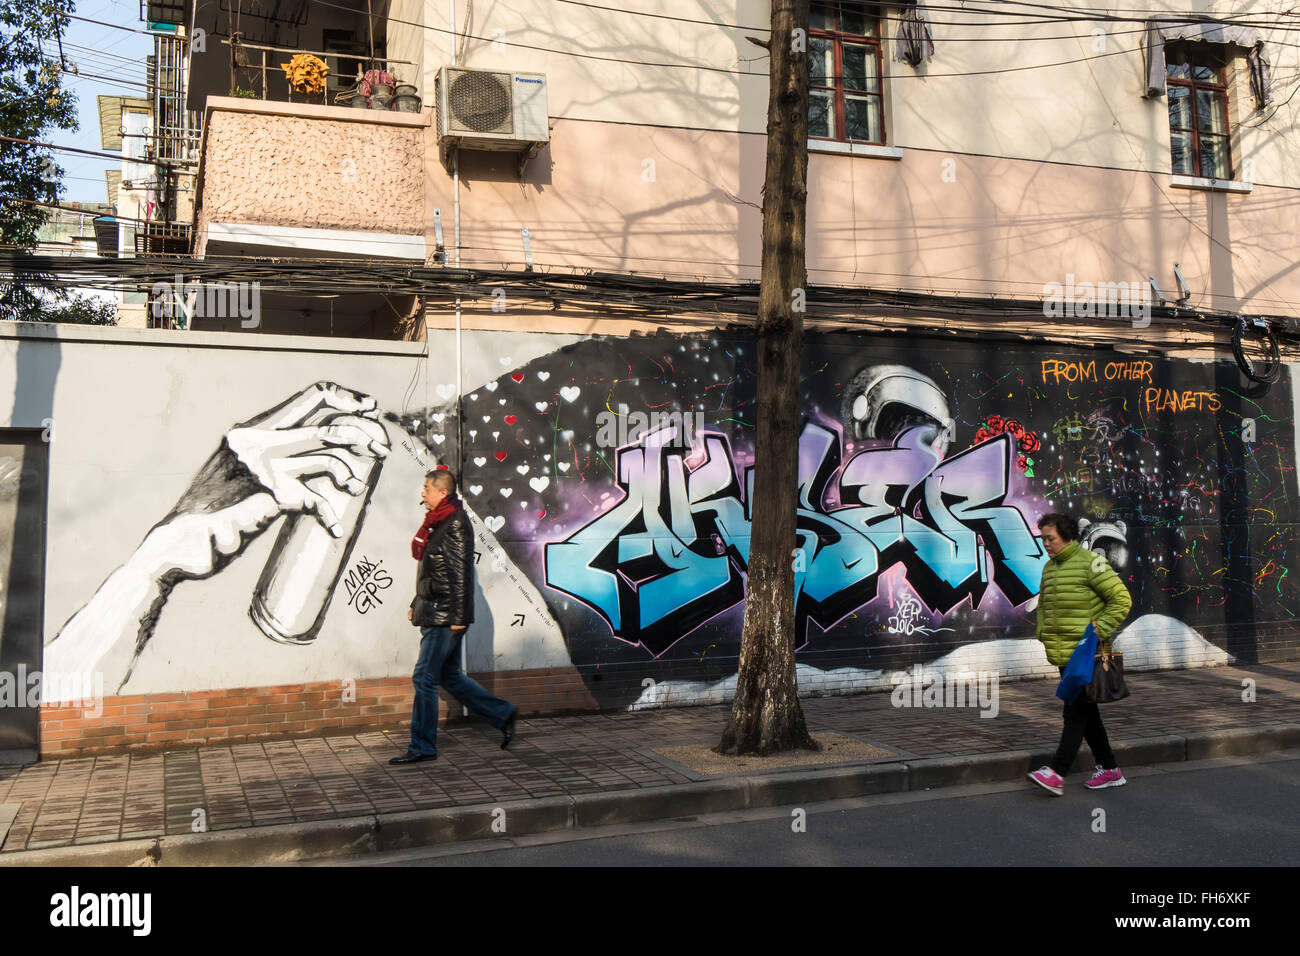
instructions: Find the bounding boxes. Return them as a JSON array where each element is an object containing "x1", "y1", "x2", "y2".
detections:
[{"x1": 1035, "y1": 540, "x2": 1132, "y2": 666}]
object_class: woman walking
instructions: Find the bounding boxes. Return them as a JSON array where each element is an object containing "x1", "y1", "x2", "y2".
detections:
[{"x1": 1028, "y1": 513, "x2": 1132, "y2": 795}]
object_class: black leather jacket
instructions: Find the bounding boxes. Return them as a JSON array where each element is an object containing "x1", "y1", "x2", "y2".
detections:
[{"x1": 410, "y1": 508, "x2": 475, "y2": 627}]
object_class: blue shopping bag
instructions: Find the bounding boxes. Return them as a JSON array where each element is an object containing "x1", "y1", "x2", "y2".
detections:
[{"x1": 1056, "y1": 622, "x2": 1099, "y2": 702}]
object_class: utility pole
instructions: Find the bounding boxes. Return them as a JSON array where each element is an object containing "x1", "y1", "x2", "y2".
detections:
[{"x1": 716, "y1": 0, "x2": 819, "y2": 756}]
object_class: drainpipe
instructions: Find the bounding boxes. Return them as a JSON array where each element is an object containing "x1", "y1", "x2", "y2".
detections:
[{"x1": 449, "y1": 0, "x2": 468, "y2": 716}]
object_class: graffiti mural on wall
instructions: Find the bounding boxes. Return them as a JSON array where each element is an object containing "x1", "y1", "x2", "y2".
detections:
[
  {"x1": 457, "y1": 330, "x2": 1299, "y2": 706},
  {"x1": 45, "y1": 383, "x2": 395, "y2": 687},
  {"x1": 543, "y1": 418, "x2": 1047, "y2": 657},
  {"x1": 42, "y1": 329, "x2": 1300, "y2": 709}
]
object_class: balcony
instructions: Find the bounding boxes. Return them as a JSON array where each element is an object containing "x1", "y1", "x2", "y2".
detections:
[
  {"x1": 186, "y1": 0, "x2": 422, "y2": 113},
  {"x1": 188, "y1": 95, "x2": 429, "y2": 338},
  {"x1": 193, "y1": 96, "x2": 428, "y2": 258}
]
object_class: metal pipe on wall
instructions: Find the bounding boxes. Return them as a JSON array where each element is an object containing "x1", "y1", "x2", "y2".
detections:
[{"x1": 449, "y1": 0, "x2": 468, "y2": 715}]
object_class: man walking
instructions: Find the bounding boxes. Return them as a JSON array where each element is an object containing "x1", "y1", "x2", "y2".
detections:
[
  {"x1": 392, "y1": 470, "x2": 518, "y2": 765},
  {"x1": 1028, "y1": 512, "x2": 1132, "y2": 795}
]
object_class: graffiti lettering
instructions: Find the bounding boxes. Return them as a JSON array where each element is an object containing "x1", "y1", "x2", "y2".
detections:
[
  {"x1": 1144, "y1": 388, "x2": 1222, "y2": 414},
  {"x1": 1042, "y1": 360, "x2": 1096, "y2": 384},
  {"x1": 1043, "y1": 359, "x2": 1153, "y2": 385},
  {"x1": 1104, "y1": 360, "x2": 1154, "y2": 383},
  {"x1": 544, "y1": 423, "x2": 1047, "y2": 656},
  {"x1": 343, "y1": 555, "x2": 393, "y2": 614}
]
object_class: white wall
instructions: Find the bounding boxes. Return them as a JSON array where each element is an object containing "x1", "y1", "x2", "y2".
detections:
[{"x1": 0, "y1": 323, "x2": 577, "y2": 699}]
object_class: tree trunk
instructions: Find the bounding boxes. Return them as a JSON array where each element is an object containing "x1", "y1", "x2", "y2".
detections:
[{"x1": 716, "y1": 0, "x2": 818, "y2": 756}]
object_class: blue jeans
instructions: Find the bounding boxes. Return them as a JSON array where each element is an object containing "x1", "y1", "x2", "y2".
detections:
[{"x1": 408, "y1": 625, "x2": 515, "y2": 756}]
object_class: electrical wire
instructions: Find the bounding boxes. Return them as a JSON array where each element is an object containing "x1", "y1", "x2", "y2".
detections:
[
  {"x1": 3, "y1": 253, "x2": 1291, "y2": 341},
  {"x1": 299, "y1": 0, "x2": 1300, "y2": 84}
]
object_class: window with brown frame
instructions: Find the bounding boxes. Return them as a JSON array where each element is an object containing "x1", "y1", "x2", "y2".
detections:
[
  {"x1": 1165, "y1": 42, "x2": 1232, "y2": 179},
  {"x1": 808, "y1": 2, "x2": 885, "y2": 144}
]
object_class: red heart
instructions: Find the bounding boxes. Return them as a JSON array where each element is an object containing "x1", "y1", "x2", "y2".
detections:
[
  {"x1": 537, "y1": 510, "x2": 547, "y2": 519},
  {"x1": 494, "y1": 451, "x2": 507, "y2": 462},
  {"x1": 504, "y1": 415, "x2": 517, "y2": 425},
  {"x1": 511, "y1": 373, "x2": 524, "y2": 383}
]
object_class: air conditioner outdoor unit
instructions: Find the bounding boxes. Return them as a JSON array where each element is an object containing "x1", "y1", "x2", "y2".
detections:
[{"x1": 436, "y1": 67, "x2": 549, "y2": 174}]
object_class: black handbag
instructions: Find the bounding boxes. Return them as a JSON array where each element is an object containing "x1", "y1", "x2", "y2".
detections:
[{"x1": 1086, "y1": 649, "x2": 1130, "y2": 703}]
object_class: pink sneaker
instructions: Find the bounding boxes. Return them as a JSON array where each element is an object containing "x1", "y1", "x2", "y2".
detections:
[
  {"x1": 1084, "y1": 766, "x2": 1126, "y2": 790},
  {"x1": 1028, "y1": 766, "x2": 1064, "y2": 796}
]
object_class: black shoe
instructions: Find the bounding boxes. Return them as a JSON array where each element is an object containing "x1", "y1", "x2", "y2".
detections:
[
  {"x1": 500, "y1": 708, "x2": 519, "y2": 750},
  {"x1": 389, "y1": 751, "x2": 437, "y2": 765}
]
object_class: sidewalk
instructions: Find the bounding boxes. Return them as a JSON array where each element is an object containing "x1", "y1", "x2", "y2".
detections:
[{"x1": 2, "y1": 661, "x2": 1298, "y2": 864}]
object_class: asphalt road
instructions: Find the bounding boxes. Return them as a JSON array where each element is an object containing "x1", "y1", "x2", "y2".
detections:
[{"x1": 329, "y1": 752, "x2": 1300, "y2": 867}]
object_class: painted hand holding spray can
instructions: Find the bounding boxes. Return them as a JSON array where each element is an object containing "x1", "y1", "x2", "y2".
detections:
[{"x1": 250, "y1": 402, "x2": 392, "y2": 644}]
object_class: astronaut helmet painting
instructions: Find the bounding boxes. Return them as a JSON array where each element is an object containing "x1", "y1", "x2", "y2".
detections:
[{"x1": 841, "y1": 364, "x2": 956, "y2": 456}]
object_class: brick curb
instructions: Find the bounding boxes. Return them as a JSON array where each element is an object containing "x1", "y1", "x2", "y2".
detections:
[{"x1": 3, "y1": 724, "x2": 1297, "y2": 866}]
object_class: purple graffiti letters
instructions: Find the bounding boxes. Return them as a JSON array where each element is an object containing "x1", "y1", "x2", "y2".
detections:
[{"x1": 544, "y1": 422, "x2": 1047, "y2": 656}]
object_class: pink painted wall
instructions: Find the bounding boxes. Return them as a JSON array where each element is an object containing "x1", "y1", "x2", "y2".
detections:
[{"x1": 196, "y1": 103, "x2": 1300, "y2": 319}]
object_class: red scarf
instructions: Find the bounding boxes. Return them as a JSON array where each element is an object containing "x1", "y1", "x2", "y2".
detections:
[{"x1": 412, "y1": 497, "x2": 459, "y2": 559}]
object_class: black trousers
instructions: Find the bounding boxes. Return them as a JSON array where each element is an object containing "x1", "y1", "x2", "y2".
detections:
[{"x1": 1052, "y1": 667, "x2": 1117, "y2": 775}]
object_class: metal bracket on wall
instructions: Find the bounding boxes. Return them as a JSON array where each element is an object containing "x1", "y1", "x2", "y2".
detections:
[
  {"x1": 1173, "y1": 262, "x2": 1192, "y2": 307},
  {"x1": 521, "y1": 227, "x2": 533, "y2": 272},
  {"x1": 516, "y1": 142, "x2": 542, "y2": 179},
  {"x1": 433, "y1": 209, "x2": 445, "y2": 264}
]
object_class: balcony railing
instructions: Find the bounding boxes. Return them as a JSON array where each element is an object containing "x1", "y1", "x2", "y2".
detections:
[
  {"x1": 224, "y1": 38, "x2": 418, "y2": 109},
  {"x1": 135, "y1": 220, "x2": 191, "y2": 257}
]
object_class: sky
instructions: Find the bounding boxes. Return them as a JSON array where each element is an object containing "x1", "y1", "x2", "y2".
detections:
[{"x1": 49, "y1": 0, "x2": 154, "y2": 205}]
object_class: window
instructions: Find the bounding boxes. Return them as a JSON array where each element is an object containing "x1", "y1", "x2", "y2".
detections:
[
  {"x1": 809, "y1": 2, "x2": 885, "y2": 145},
  {"x1": 1165, "y1": 42, "x2": 1232, "y2": 179}
]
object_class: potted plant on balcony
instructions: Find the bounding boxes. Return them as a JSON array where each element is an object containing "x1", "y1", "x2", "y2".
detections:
[
  {"x1": 391, "y1": 75, "x2": 421, "y2": 112},
  {"x1": 360, "y1": 67, "x2": 394, "y2": 109}
]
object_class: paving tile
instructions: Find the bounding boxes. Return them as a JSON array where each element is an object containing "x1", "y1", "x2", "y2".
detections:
[{"x1": 0, "y1": 661, "x2": 1296, "y2": 850}]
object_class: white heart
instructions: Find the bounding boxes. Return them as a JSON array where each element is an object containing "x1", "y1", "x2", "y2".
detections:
[
  {"x1": 492, "y1": 431, "x2": 500, "y2": 440},
  {"x1": 498, "y1": 398, "x2": 507, "y2": 406},
  {"x1": 537, "y1": 371, "x2": 550, "y2": 381},
  {"x1": 469, "y1": 431, "x2": 478, "y2": 440},
  {"x1": 485, "y1": 381, "x2": 499, "y2": 392},
  {"x1": 516, "y1": 464, "x2": 529, "y2": 475},
  {"x1": 436, "y1": 384, "x2": 456, "y2": 400},
  {"x1": 560, "y1": 386, "x2": 580, "y2": 402},
  {"x1": 558, "y1": 462, "x2": 570, "y2": 473},
  {"x1": 473, "y1": 457, "x2": 486, "y2": 466},
  {"x1": 500, "y1": 488, "x2": 513, "y2": 498},
  {"x1": 500, "y1": 357, "x2": 513, "y2": 366},
  {"x1": 469, "y1": 393, "x2": 478, "y2": 401},
  {"x1": 469, "y1": 484, "x2": 483, "y2": 495},
  {"x1": 432, "y1": 434, "x2": 446, "y2": 445},
  {"x1": 544, "y1": 455, "x2": 552, "y2": 461},
  {"x1": 529, "y1": 476, "x2": 550, "y2": 493},
  {"x1": 534, "y1": 402, "x2": 548, "y2": 413},
  {"x1": 519, "y1": 501, "x2": 527, "y2": 509},
  {"x1": 482, "y1": 416, "x2": 491, "y2": 423},
  {"x1": 432, "y1": 413, "x2": 446, "y2": 423},
  {"x1": 561, "y1": 430, "x2": 574, "y2": 441},
  {"x1": 485, "y1": 516, "x2": 505, "y2": 533}
]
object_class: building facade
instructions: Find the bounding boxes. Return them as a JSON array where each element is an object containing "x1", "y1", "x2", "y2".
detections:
[{"x1": 3, "y1": 1, "x2": 1299, "y2": 759}]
